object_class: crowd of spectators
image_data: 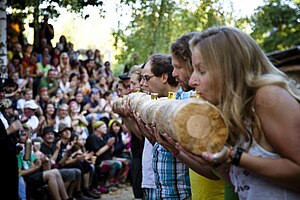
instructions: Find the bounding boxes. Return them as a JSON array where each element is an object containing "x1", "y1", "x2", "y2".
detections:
[{"x1": 5, "y1": 26, "x2": 133, "y2": 199}]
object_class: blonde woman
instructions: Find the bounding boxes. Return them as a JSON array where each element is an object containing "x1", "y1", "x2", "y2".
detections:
[
  {"x1": 184, "y1": 27, "x2": 300, "y2": 199},
  {"x1": 59, "y1": 52, "x2": 71, "y2": 75}
]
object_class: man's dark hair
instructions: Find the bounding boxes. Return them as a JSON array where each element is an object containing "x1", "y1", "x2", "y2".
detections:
[
  {"x1": 170, "y1": 32, "x2": 197, "y2": 70},
  {"x1": 148, "y1": 53, "x2": 178, "y2": 87}
]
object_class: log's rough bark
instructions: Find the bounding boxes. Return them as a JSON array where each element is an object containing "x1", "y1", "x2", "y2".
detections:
[{"x1": 113, "y1": 92, "x2": 229, "y2": 155}]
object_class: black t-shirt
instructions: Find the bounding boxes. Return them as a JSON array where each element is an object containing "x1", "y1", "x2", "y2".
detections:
[
  {"x1": 40, "y1": 143, "x2": 55, "y2": 158},
  {"x1": 0, "y1": 117, "x2": 19, "y2": 200},
  {"x1": 85, "y1": 134, "x2": 112, "y2": 165}
]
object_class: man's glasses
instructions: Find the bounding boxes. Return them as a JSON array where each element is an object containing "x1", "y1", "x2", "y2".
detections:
[{"x1": 142, "y1": 75, "x2": 155, "y2": 82}]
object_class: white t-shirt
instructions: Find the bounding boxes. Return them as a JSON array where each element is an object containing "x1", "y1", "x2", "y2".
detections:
[
  {"x1": 230, "y1": 140, "x2": 300, "y2": 200},
  {"x1": 141, "y1": 138, "x2": 156, "y2": 189},
  {"x1": 26, "y1": 115, "x2": 39, "y2": 139},
  {"x1": 0, "y1": 112, "x2": 9, "y2": 129}
]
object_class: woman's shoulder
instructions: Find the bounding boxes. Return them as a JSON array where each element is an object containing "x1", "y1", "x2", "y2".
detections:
[{"x1": 255, "y1": 85, "x2": 293, "y2": 108}]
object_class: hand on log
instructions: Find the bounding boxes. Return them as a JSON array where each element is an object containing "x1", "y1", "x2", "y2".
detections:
[
  {"x1": 177, "y1": 144, "x2": 233, "y2": 167},
  {"x1": 133, "y1": 111, "x2": 156, "y2": 145}
]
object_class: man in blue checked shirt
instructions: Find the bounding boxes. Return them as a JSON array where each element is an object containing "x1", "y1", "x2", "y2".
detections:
[
  {"x1": 140, "y1": 53, "x2": 191, "y2": 200},
  {"x1": 154, "y1": 32, "x2": 229, "y2": 200}
]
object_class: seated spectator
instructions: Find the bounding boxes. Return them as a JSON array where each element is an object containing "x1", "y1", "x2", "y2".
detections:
[
  {"x1": 43, "y1": 102, "x2": 56, "y2": 127},
  {"x1": 17, "y1": 124, "x2": 70, "y2": 200},
  {"x1": 54, "y1": 103, "x2": 71, "y2": 132},
  {"x1": 69, "y1": 100, "x2": 89, "y2": 139},
  {"x1": 106, "y1": 119, "x2": 131, "y2": 185},
  {"x1": 21, "y1": 100, "x2": 41, "y2": 139},
  {"x1": 38, "y1": 68, "x2": 59, "y2": 97},
  {"x1": 16, "y1": 88, "x2": 33, "y2": 114},
  {"x1": 40, "y1": 126, "x2": 88, "y2": 200},
  {"x1": 85, "y1": 121, "x2": 122, "y2": 191},
  {"x1": 84, "y1": 88, "x2": 110, "y2": 124},
  {"x1": 56, "y1": 122, "x2": 100, "y2": 199}
]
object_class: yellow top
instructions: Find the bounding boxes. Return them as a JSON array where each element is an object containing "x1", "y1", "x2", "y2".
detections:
[{"x1": 189, "y1": 169, "x2": 224, "y2": 200}]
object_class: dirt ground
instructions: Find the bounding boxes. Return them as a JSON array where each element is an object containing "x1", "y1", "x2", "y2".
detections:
[{"x1": 101, "y1": 185, "x2": 135, "y2": 200}]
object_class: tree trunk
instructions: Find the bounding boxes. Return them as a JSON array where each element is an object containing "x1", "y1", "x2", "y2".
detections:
[
  {"x1": 0, "y1": 0, "x2": 8, "y2": 82},
  {"x1": 114, "y1": 92, "x2": 229, "y2": 155}
]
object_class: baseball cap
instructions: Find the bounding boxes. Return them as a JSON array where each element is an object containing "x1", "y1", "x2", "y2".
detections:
[
  {"x1": 92, "y1": 121, "x2": 105, "y2": 129},
  {"x1": 58, "y1": 122, "x2": 73, "y2": 133},
  {"x1": 118, "y1": 73, "x2": 130, "y2": 80},
  {"x1": 42, "y1": 126, "x2": 57, "y2": 136},
  {"x1": 24, "y1": 100, "x2": 39, "y2": 110}
]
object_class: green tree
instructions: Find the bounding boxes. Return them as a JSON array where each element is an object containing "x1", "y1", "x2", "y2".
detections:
[
  {"x1": 7, "y1": 0, "x2": 104, "y2": 50},
  {"x1": 113, "y1": 0, "x2": 233, "y2": 67},
  {"x1": 250, "y1": 0, "x2": 300, "y2": 52}
]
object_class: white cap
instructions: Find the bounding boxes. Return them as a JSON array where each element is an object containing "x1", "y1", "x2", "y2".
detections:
[{"x1": 24, "y1": 100, "x2": 39, "y2": 110}]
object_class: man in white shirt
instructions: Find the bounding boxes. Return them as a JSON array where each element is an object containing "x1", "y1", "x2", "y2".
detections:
[{"x1": 22, "y1": 100, "x2": 40, "y2": 139}]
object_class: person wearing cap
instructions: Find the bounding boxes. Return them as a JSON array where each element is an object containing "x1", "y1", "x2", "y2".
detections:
[
  {"x1": 56, "y1": 122, "x2": 100, "y2": 199},
  {"x1": 85, "y1": 121, "x2": 122, "y2": 191},
  {"x1": 40, "y1": 126, "x2": 92, "y2": 200},
  {"x1": 21, "y1": 99, "x2": 41, "y2": 139},
  {"x1": 0, "y1": 79, "x2": 23, "y2": 200}
]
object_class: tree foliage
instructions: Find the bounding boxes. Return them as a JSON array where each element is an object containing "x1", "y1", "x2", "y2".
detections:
[
  {"x1": 7, "y1": 0, "x2": 105, "y2": 50},
  {"x1": 113, "y1": 0, "x2": 233, "y2": 67},
  {"x1": 250, "y1": 0, "x2": 300, "y2": 52}
]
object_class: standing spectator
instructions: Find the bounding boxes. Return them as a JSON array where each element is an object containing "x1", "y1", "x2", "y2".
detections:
[
  {"x1": 40, "y1": 14, "x2": 54, "y2": 48},
  {"x1": 0, "y1": 79, "x2": 23, "y2": 200}
]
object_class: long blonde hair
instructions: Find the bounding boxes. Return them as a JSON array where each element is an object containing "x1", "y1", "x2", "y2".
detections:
[{"x1": 190, "y1": 26, "x2": 300, "y2": 146}]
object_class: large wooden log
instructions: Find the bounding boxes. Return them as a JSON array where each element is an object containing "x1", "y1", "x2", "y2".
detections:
[{"x1": 113, "y1": 93, "x2": 228, "y2": 155}]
